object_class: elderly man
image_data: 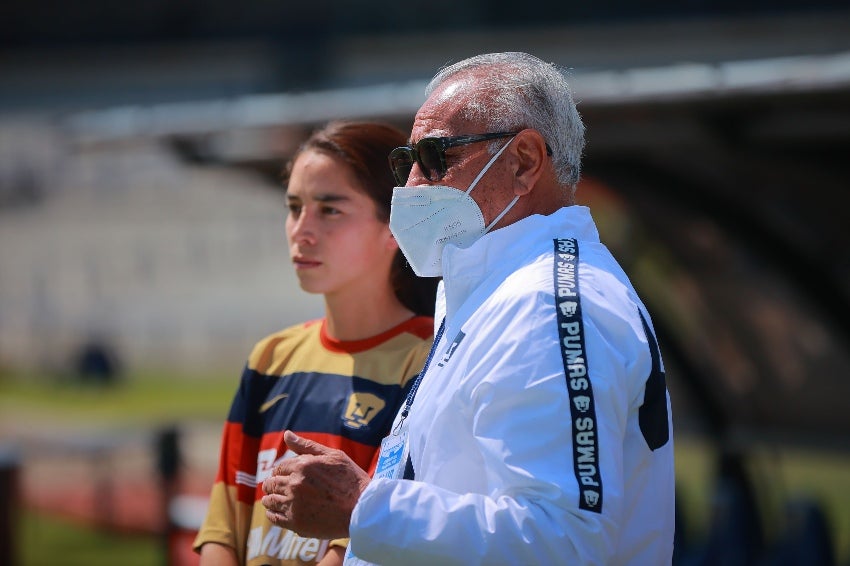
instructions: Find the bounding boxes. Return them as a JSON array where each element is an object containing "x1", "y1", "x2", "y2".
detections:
[{"x1": 263, "y1": 51, "x2": 675, "y2": 565}]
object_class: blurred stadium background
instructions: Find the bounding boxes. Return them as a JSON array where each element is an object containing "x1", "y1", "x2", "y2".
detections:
[{"x1": 1, "y1": 1, "x2": 849, "y2": 564}]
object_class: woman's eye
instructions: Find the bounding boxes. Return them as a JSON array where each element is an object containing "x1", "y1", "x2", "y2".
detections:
[{"x1": 321, "y1": 206, "x2": 341, "y2": 216}]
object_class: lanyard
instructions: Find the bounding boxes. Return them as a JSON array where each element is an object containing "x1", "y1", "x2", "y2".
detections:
[{"x1": 393, "y1": 318, "x2": 445, "y2": 434}]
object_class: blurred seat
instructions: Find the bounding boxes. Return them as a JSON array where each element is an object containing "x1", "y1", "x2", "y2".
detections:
[
  {"x1": 675, "y1": 451, "x2": 764, "y2": 566},
  {"x1": 761, "y1": 497, "x2": 835, "y2": 566}
]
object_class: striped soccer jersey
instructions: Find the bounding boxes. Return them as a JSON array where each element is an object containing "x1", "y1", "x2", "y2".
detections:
[{"x1": 194, "y1": 316, "x2": 434, "y2": 565}]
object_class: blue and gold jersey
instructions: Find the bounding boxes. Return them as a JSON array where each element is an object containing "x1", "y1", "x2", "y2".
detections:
[{"x1": 194, "y1": 316, "x2": 433, "y2": 565}]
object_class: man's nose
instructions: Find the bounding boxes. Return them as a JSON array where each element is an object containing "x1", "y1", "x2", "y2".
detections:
[{"x1": 406, "y1": 163, "x2": 430, "y2": 186}]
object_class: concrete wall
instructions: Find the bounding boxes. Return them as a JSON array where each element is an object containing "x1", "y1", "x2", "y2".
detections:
[{"x1": 0, "y1": 121, "x2": 323, "y2": 376}]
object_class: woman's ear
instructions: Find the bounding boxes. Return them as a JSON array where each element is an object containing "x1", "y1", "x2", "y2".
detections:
[
  {"x1": 512, "y1": 129, "x2": 548, "y2": 196},
  {"x1": 384, "y1": 225, "x2": 400, "y2": 251}
]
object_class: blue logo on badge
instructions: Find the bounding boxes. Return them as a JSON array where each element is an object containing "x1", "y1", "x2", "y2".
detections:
[{"x1": 376, "y1": 442, "x2": 404, "y2": 476}]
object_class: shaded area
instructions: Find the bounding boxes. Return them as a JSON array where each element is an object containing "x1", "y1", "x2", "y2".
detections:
[
  {"x1": 2, "y1": 0, "x2": 849, "y2": 47},
  {"x1": 581, "y1": 85, "x2": 850, "y2": 452}
]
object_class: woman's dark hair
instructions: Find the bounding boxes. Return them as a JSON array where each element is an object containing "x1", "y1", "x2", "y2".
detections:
[{"x1": 282, "y1": 120, "x2": 440, "y2": 316}]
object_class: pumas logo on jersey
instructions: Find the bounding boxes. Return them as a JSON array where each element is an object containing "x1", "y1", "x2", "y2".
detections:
[
  {"x1": 342, "y1": 392, "x2": 386, "y2": 429},
  {"x1": 573, "y1": 395, "x2": 591, "y2": 412},
  {"x1": 583, "y1": 489, "x2": 600, "y2": 508},
  {"x1": 559, "y1": 300, "x2": 579, "y2": 317}
]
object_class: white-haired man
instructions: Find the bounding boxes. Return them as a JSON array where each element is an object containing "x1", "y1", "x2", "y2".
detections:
[{"x1": 263, "y1": 51, "x2": 676, "y2": 566}]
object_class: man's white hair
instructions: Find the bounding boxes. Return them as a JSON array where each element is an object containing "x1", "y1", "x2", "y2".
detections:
[{"x1": 426, "y1": 51, "x2": 586, "y2": 192}]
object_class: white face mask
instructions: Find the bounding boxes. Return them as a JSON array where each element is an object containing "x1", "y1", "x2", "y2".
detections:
[{"x1": 389, "y1": 137, "x2": 519, "y2": 277}]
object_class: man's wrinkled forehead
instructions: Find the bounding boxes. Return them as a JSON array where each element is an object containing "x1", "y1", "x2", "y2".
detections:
[
  {"x1": 430, "y1": 76, "x2": 471, "y2": 105},
  {"x1": 417, "y1": 74, "x2": 484, "y2": 133}
]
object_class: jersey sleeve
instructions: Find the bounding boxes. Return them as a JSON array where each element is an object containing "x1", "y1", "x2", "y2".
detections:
[{"x1": 193, "y1": 362, "x2": 262, "y2": 555}]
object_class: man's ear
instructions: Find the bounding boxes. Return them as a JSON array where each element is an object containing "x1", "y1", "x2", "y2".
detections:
[{"x1": 512, "y1": 129, "x2": 548, "y2": 196}]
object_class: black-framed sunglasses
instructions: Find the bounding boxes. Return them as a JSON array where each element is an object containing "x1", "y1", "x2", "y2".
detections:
[{"x1": 389, "y1": 131, "x2": 519, "y2": 185}]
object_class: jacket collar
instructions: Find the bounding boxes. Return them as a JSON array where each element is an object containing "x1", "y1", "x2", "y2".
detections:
[{"x1": 439, "y1": 205, "x2": 600, "y2": 323}]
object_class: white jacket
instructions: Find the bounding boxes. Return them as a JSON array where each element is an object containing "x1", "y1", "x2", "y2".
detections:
[{"x1": 347, "y1": 206, "x2": 675, "y2": 565}]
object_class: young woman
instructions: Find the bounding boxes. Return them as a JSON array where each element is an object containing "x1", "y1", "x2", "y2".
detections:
[{"x1": 194, "y1": 121, "x2": 439, "y2": 566}]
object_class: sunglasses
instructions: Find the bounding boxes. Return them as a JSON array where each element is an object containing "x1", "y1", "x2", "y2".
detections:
[{"x1": 389, "y1": 132, "x2": 519, "y2": 185}]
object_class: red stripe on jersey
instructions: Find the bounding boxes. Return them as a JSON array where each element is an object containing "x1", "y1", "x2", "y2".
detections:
[{"x1": 217, "y1": 422, "x2": 383, "y2": 505}]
